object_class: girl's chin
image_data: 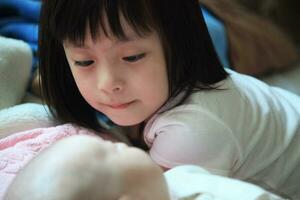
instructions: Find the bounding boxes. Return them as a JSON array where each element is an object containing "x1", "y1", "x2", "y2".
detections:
[
  {"x1": 112, "y1": 119, "x2": 141, "y2": 127},
  {"x1": 110, "y1": 116, "x2": 144, "y2": 127}
]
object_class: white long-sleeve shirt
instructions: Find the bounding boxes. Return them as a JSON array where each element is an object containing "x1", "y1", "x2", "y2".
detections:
[{"x1": 145, "y1": 70, "x2": 300, "y2": 199}]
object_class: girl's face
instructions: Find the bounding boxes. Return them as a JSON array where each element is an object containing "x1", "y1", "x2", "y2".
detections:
[{"x1": 63, "y1": 21, "x2": 169, "y2": 126}]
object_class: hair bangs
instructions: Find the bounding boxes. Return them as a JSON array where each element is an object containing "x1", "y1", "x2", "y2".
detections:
[{"x1": 49, "y1": 0, "x2": 155, "y2": 45}]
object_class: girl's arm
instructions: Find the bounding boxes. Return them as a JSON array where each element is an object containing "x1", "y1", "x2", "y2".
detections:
[{"x1": 145, "y1": 105, "x2": 241, "y2": 176}]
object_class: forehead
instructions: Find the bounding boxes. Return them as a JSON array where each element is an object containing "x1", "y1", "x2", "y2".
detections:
[
  {"x1": 63, "y1": 15, "x2": 151, "y2": 48},
  {"x1": 63, "y1": 32, "x2": 153, "y2": 51}
]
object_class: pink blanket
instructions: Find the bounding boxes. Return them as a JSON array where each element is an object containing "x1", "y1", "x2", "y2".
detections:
[{"x1": 0, "y1": 124, "x2": 113, "y2": 199}]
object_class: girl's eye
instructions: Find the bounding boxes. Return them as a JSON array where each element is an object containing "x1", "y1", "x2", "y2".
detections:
[
  {"x1": 123, "y1": 53, "x2": 146, "y2": 63},
  {"x1": 74, "y1": 60, "x2": 94, "y2": 67}
]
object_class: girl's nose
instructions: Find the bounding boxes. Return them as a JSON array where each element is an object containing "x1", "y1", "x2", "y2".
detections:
[{"x1": 96, "y1": 64, "x2": 125, "y2": 94}]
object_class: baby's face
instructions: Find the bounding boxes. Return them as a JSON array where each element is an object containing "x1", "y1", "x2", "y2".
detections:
[{"x1": 98, "y1": 141, "x2": 170, "y2": 200}]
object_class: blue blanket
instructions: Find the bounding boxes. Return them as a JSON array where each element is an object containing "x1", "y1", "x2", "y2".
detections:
[{"x1": 0, "y1": 0, "x2": 40, "y2": 77}]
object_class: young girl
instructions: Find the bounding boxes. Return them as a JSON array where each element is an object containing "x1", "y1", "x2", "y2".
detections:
[{"x1": 38, "y1": 0, "x2": 300, "y2": 199}]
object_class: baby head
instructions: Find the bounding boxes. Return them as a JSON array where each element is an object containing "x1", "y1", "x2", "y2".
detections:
[{"x1": 5, "y1": 135, "x2": 170, "y2": 200}]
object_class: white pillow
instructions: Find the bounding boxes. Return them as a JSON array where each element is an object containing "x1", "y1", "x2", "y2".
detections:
[
  {"x1": 0, "y1": 103, "x2": 58, "y2": 139},
  {"x1": 0, "y1": 36, "x2": 32, "y2": 109}
]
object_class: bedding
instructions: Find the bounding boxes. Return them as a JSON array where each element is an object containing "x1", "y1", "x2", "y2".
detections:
[
  {"x1": 0, "y1": 36, "x2": 31, "y2": 110},
  {"x1": 0, "y1": 124, "x2": 285, "y2": 200},
  {"x1": 261, "y1": 62, "x2": 300, "y2": 96},
  {"x1": 0, "y1": 103, "x2": 56, "y2": 139},
  {"x1": 0, "y1": 0, "x2": 41, "y2": 73},
  {"x1": 166, "y1": 166, "x2": 284, "y2": 200},
  {"x1": 0, "y1": 123, "x2": 114, "y2": 200}
]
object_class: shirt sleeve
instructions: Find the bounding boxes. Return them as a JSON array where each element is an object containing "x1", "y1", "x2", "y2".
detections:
[{"x1": 147, "y1": 105, "x2": 242, "y2": 176}]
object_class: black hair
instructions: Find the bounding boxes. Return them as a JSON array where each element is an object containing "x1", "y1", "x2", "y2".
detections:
[{"x1": 38, "y1": 0, "x2": 228, "y2": 132}]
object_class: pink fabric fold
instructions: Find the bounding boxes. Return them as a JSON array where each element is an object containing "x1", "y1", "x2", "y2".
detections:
[{"x1": 0, "y1": 124, "x2": 113, "y2": 200}]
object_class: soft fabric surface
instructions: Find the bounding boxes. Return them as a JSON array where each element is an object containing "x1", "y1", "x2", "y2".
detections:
[
  {"x1": 0, "y1": 0, "x2": 41, "y2": 72},
  {"x1": 0, "y1": 124, "x2": 113, "y2": 200},
  {"x1": 262, "y1": 62, "x2": 300, "y2": 96},
  {"x1": 0, "y1": 103, "x2": 57, "y2": 139},
  {"x1": 0, "y1": 124, "x2": 284, "y2": 200},
  {"x1": 0, "y1": 36, "x2": 32, "y2": 109},
  {"x1": 166, "y1": 166, "x2": 284, "y2": 200},
  {"x1": 202, "y1": 7, "x2": 230, "y2": 68},
  {"x1": 0, "y1": 0, "x2": 40, "y2": 22}
]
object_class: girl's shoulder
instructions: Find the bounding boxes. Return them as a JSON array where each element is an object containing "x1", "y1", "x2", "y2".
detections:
[
  {"x1": 143, "y1": 69, "x2": 290, "y2": 145},
  {"x1": 143, "y1": 98, "x2": 241, "y2": 173}
]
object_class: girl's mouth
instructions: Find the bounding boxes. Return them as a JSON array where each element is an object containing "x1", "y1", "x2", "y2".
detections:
[{"x1": 108, "y1": 101, "x2": 135, "y2": 109}]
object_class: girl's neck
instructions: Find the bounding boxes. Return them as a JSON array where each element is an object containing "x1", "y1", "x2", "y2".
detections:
[
  {"x1": 122, "y1": 123, "x2": 149, "y2": 150},
  {"x1": 116, "y1": 124, "x2": 138, "y2": 140}
]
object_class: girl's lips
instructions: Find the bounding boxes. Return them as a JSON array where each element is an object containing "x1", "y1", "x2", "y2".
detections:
[{"x1": 108, "y1": 101, "x2": 135, "y2": 109}]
